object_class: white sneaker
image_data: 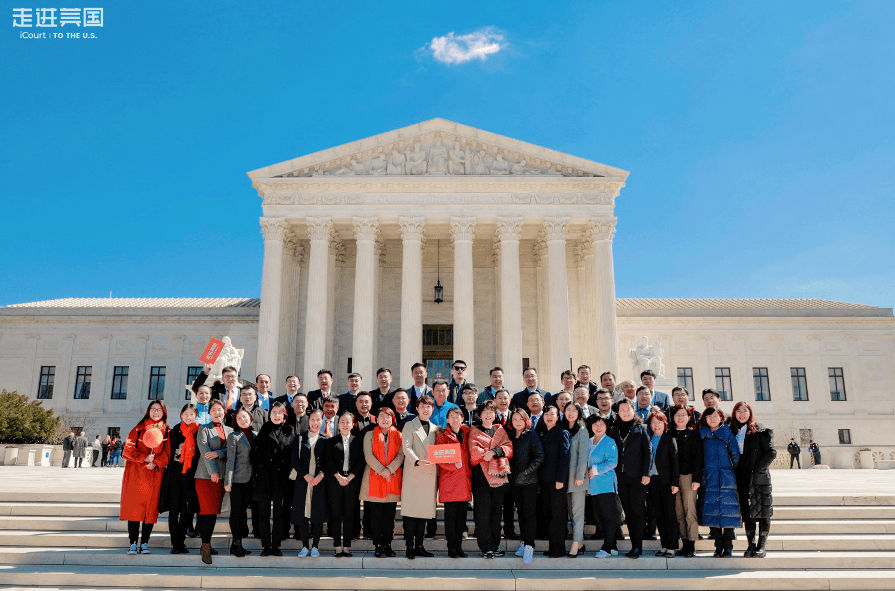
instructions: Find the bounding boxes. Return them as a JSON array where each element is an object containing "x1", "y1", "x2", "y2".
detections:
[
  {"x1": 126, "y1": 543, "x2": 138, "y2": 555},
  {"x1": 595, "y1": 549, "x2": 611, "y2": 558},
  {"x1": 310, "y1": 547, "x2": 319, "y2": 557},
  {"x1": 139, "y1": 543, "x2": 151, "y2": 554},
  {"x1": 515, "y1": 542, "x2": 525, "y2": 557},
  {"x1": 522, "y1": 545, "x2": 534, "y2": 565},
  {"x1": 610, "y1": 549, "x2": 619, "y2": 556},
  {"x1": 298, "y1": 547, "x2": 309, "y2": 557}
]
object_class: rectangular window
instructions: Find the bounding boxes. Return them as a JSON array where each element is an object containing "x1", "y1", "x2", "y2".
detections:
[
  {"x1": 676, "y1": 368, "x2": 695, "y2": 401},
  {"x1": 715, "y1": 367, "x2": 733, "y2": 401},
  {"x1": 522, "y1": 357, "x2": 530, "y2": 372},
  {"x1": 753, "y1": 367, "x2": 771, "y2": 401},
  {"x1": 148, "y1": 366, "x2": 166, "y2": 400},
  {"x1": 111, "y1": 366, "x2": 129, "y2": 400},
  {"x1": 37, "y1": 366, "x2": 55, "y2": 399},
  {"x1": 791, "y1": 367, "x2": 809, "y2": 401},
  {"x1": 829, "y1": 367, "x2": 846, "y2": 401},
  {"x1": 73, "y1": 366, "x2": 92, "y2": 399},
  {"x1": 838, "y1": 429, "x2": 851, "y2": 445},
  {"x1": 186, "y1": 366, "x2": 203, "y2": 399},
  {"x1": 107, "y1": 427, "x2": 120, "y2": 439}
]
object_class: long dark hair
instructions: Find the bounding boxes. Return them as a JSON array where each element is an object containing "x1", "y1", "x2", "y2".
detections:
[
  {"x1": 699, "y1": 406, "x2": 726, "y2": 429},
  {"x1": 140, "y1": 400, "x2": 168, "y2": 424},
  {"x1": 669, "y1": 405, "x2": 697, "y2": 431},
  {"x1": 729, "y1": 401, "x2": 757, "y2": 435},
  {"x1": 561, "y1": 402, "x2": 587, "y2": 436}
]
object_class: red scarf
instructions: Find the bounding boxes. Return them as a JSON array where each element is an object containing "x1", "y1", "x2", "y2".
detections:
[
  {"x1": 179, "y1": 422, "x2": 200, "y2": 474},
  {"x1": 369, "y1": 425, "x2": 402, "y2": 499},
  {"x1": 213, "y1": 421, "x2": 226, "y2": 442}
]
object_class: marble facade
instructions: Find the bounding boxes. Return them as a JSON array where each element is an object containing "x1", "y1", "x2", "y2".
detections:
[{"x1": 0, "y1": 120, "x2": 893, "y2": 457}]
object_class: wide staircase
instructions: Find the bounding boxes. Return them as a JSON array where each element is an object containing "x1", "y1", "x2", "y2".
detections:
[{"x1": 0, "y1": 477, "x2": 894, "y2": 590}]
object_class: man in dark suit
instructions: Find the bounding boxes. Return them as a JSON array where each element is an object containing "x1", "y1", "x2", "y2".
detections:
[
  {"x1": 573, "y1": 386, "x2": 601, "y2": 421},
  {"x1": 404, "y1": 363, "x2": 432, "y2": 410},
  {"x1": 513, "y1": 367, "x2": 552, "y2": 411},
  {"x1": 371, "y1": 367, "x2": 395, "y2": 414},
  {"x1": 527, "y1": 391, "x2": 548, "y2": 437},
  {"x1": 338, "y1": 373, "x2": 364, "y2": 415},
  {"x1": 273, "y1": 375, "x2": 302, "y2": 424},
  {"x1": 391, "y1": 389, "x2": 416, "y2": 430},
  {"x1": 227, "y1": 385, "x2": 268, "y2": 431},
  {"x1": 575, "y1": 365, "x2": 600, "y2": 403},
  {"x1": 352, "y1": 392, "x2": 375, "y2": 435},
  {"x1": 306, "y1": 369, "x2": 335, "y2": 411},
  {"x1": 192, "y1": 364, "x2": 251, "y2": 410},
  {"x1": 447, "y1": 359, "x2": 469, "y2": 405}
]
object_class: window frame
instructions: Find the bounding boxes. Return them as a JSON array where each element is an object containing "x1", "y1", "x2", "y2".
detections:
[
  {"x1": 753, "y1": 367, "x2": 771, "y2": 401},
  {"x1": 148, "y1": 366, "x2": 166, "y2": 400},
  {"x1": 111, "y1": 366, "x2": 129, "y2": 400},
  {"x1": 791, "y1": 367, "x2": 809, "y2": 401},
  {"x1": 829, "y1": 367, "x2": 847, "y2": 401},
  {"x1": 73, "y1": 366, "x2": 92, "y2": 400},
  {"x1": 37, "y1": 366, "x2": 55, "y2": 399},
  {"x1": 676, "y1": 367, "x2": 695, "y2": 401},
  {"x1": 714, "y1": 367, "x2": 733, "y2": 401}
]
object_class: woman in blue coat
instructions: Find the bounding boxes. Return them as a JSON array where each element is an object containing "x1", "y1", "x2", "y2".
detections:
[
  {"x1": 697, "y1": 407, "x2": 741, "y2": 557},
  {"x1": 291, "y1": 409, "x2": 330, "y2": 557},
  {"x1": 587, "y1": 415, "x2": 619, "y2": 558}
]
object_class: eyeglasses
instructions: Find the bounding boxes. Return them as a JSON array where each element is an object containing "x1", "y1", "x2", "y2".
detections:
[
  {"x1": 596, "y1": 397, "x2": 612, "y2": 401},
  {"x1": 453, "y1": 366, "x2": 467, "y2": 371}
]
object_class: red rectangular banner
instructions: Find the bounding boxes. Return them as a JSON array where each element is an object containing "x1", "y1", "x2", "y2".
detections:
[
  {"x1": 427, "y1": 443, "x2": 461, "y2": 464},
  {"x1": 199, "y1": 338, "x2": 226, "y2": 365}
]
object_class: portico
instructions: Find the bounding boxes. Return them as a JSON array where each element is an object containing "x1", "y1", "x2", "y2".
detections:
[{"x1": 249, "y1": 119, "x2": 628, "y2": 390}]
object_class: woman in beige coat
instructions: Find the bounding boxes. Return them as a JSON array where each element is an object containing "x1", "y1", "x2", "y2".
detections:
[
  {"x1": 400, "y1": 394, "x2": 441, "y2": 559},
  {"x1": 360, "y1": 407, "x2": 405, "y2": 558}
]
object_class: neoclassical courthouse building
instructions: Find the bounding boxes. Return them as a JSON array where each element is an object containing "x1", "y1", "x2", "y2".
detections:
[{"x1": 1, "y1": 120, "x2": 893, "y2": 463}]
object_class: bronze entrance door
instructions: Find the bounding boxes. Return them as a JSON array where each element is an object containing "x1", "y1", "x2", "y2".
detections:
[{"x1": 423, "y1": 324, "x2": 453, "y2": 387}]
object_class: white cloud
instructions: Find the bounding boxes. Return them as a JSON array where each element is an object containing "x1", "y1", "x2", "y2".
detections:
[{"x1": 423, "y1": 28, "x2": 505, "y2": 65}]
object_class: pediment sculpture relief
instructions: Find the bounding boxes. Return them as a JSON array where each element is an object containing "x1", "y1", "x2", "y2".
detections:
[{"x1": 275, "y1": 133, "x2": 601, "y2": 178}]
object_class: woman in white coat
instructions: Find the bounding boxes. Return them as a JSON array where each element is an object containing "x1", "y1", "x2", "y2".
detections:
[{"x1": 400, "y1": 393, "x2": 441, "y2": 559}]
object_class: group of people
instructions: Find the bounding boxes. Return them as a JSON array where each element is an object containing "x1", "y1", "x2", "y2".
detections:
[
  {"x1": 62, "y1": 432, "x2": 123, "y2": 467},
  {"x1": 118, "y1": 361, "x2": 776, "y2": 563}
]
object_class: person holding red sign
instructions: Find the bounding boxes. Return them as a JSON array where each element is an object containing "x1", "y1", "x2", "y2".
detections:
[
  {"x1": 436, "y1": 407, "x2": 472, "y2": 558},
  {"x1": 360, "y1": 407, "x2": 405, "y2": 558},
  {"x1": 120, "y1": 401, "x2": 171, "y2": 555},
  {"x1": 469, "y1": 400, "x2": 513, "y2": 558}
]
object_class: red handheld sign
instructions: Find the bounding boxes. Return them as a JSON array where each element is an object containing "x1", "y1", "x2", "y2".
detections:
[
  {"x1": 200, "y1": 338, "x2": 226, "y2": 364},
  {"x1": 427, "y1": 443, "x2": 461, "y2": 464}
]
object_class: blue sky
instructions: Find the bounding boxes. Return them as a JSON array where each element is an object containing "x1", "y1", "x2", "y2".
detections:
[{"x1": 2, "y1": 1, "x2": 893, "y2": 308}]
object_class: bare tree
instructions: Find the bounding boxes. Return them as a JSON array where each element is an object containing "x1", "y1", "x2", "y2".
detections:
[{"x1": 55, "y1": 410, "x2": 99, "y2": 440}]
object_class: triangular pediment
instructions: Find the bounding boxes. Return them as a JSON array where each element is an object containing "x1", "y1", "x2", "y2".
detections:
[{"x1": 247, "y1": 118, "x2": 629, "y2": 180}]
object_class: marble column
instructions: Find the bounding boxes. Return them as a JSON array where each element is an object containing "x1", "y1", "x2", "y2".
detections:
[
  {"x1": 256, "y1": 217, "x2": 289, "y2": 387},
  {"x1": 399, "y1": 217, "x2": 425, "y2": 381},
  {"x1": 586, "y1": 218, "x2": 619, "y2": 376},
  {"x1": 284, "y1": 241, "x2": 304, "y2": 381},
  {"x1": 451, "y1": 217, "x2": 476, "y2": 379},
  {"x1": 497, "y1": 218, "x2": 523, "y2": 393},
  {"x1": 544, "y1": 217, "x2": 572, "y2": 382},
  {"x1": 303, "y1": 217, "x2": 333, "y2": 386},
  {"x1": 352, "y1": 217, "x2": 380, "y2": 387}
]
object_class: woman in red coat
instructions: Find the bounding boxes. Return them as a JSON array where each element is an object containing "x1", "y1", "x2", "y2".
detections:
[
  {"x1": 436, "y1": 407, "x2": 472, "y2": 558},
  {"x1": 120, "y1": 400, "x2": 171, "y2": 555}
]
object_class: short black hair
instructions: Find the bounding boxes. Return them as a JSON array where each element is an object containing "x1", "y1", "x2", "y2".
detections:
[
  {"x1": 376, "y1": 367, "x2": 392, "y2": 377},
  {"x1": 489, "y1": 366, "x2": 504, "y2": 376},
  {"x1": 317, "y1": 369, "x2": 333, "y2": 378},
  {"x1": 432, "y1": 378, "x2": 449, "y2": 389},
  {"x1": 348, "y1": 372, "x2": 362, "y2": 380},
  {"x1": 410, "y1": 362, "x2": 426, "y2": 372},
  {"x1": 640, "y1": 369, "x2": 656, "y2": 379},
  {"x1": 461, "y1": 383, "x2": 478, "y2": 394}
]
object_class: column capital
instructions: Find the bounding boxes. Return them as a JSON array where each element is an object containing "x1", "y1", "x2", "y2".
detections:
[
  {"x1": 260, "y1": 217, "x2": 289, "y2": 242},
  {"x1": 587, "y1": 217, "x2": 617, "y2": 242},
  {"x1": 352, "y1": 217, "x2": 380, "y2": 242},
  {"x1": 330, "y1": 237, "x2": 347, "y2": 265},
  {"x1": 543, "y1": 217, "x2": 570, "y2": 241},
  {"x1": 399, "y1": 217, "x2": 426, "y2": 241},
  {"x1": 450, "y1": 217, "x2": 477, "y2": 243},
  {"x1": 306, "y1": 217, "x2": 333, "y2": 241},
  {"x1": 496, "y1": 217, "x2": 523, "y2": 241}
]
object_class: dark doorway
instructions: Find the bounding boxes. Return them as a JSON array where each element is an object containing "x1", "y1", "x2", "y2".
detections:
[{"x1": 423, "y1": 324, "x2": 453, "y2": 387}]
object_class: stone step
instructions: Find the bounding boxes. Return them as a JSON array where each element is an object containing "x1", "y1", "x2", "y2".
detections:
[
  {"x1": 0, "y1": 546, "x2": 893, "y2": 571},
  {"x1": 772, "y1": 505, "x2": 895, "y2": 520},
  {"x1": 1, "y1": 564, "x2": 894, "y2": 590},
  {"x1": 772, "y1": 494, "x2": 895, "y2": 507},
  {"x1": 4, "y1": 529, "x2": 894, "y2": 551}
]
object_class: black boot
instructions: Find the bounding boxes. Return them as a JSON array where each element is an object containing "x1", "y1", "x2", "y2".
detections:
[
  {"x1": 743, "y1": 529, "x2": 756, "y2": 557},
  {"x1": 753, "y1": 531, "x2": 769, "y2": 558},
  {"x1": 238, "y1": 538, "x2": 252, "y2": 555},
  {"x1": 230, "y1": 539, "x2": 246, "y2": 557}
]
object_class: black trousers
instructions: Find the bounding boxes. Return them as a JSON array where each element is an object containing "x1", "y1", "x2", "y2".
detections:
[
  {"x1": 710, "y1": 526, "x2": 734, "y2": 550},
  {"x1": 647, "y1": 479, "x2": 679, "y2": 550},
  {"x1": 473, "y1": 485, "x2": 506, "y2": 552},
  {"x1": 790, "y1": 454, "x2": 800, "y2": 468},
  {"x1": 535, "y1": 488, "x2": 549, "y2": 539},
  {"x1": 618, "y1": 474, "x2": 647, "y2": 551},
  {"x1": 74, "y1": 456, "x2": 83, "y2": 468},
  {"x1": 443, "y1": 500, "x2": 467, "y2": 551},
  {"x1": 403, "y1": 516, "x2": 427, "y2": 548},
  {"x1": 297, "y1": 517, "x2": 323, "y2": 549},
  {"x1": 502, "y1": 482, "x2": 516, "y2": 535},
  {"x1": 168, "y1": 508, "x2": 192, "y2": 549},
  {"x1": 328, "y1": 478, "x2": 361, "y2": 547},
  {"x1": 543, "y1": 483, "x2": 567, "y2": 557},
  {"x1": 128, "y1": 521, "x2": 153, "y2": 545},
  {"x1": 368, "y1": 501, "x2": 397, "y2": 547},
  {"x1": 101, "y1": 449, "x2": 109, "y2": 467},
  {"x1": 92, "y1": 450, "x2": 100, "y2": 466},
  {"x1": 589, "y1": 492, "x2": 619, "y2": 552},
  {"x1": 512, "y1": 482, "x2": 538, "y2": 548},
  {"x1": 228, "y1": 481, "x2": 253, "y2": 540},
  {"x1": 256, "y1": 486, "x2": 288, "y2": 549},
  {"x1": 197, "y1": 514, "x2": 217, "y2": 544}
]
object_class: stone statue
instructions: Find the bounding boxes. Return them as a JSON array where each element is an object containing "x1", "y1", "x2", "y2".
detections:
[
  {"x1": 349, "y1": 158, "x2": 367, "y2": 175},
  {"x1": 207, "y1": 336, "x2": 245, "y2": 381},
  {"x1": 471, "y1": 150, "x2": 488, "y2": 175},
  {"x1": 332, "y1": 163, "x2": 356, "y2": 175},
  {"x1": 511, "y1": 159, "x2": 526, "y2": 175},
  {"x1": 407, "y1": 142, "x2": 428, "y2": 175},
  {"x1": 387, "y1": 149, "x2": 407, "y2": 175},
  {"x1": 448, "y1": 141, "x2": 468, "y2": 175},
  {"x1": 369, "y1": 153, "x2": 387, "y2": 175},
  {"x1": 490, "y1": 153, "x2": 510, "y2": 175},
  {"x1": 428, "y1": 136, "x2": 448, "y2": 174},
  {"x1": 629, "y1": 336, "x2": 665, "y2": 379}
]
